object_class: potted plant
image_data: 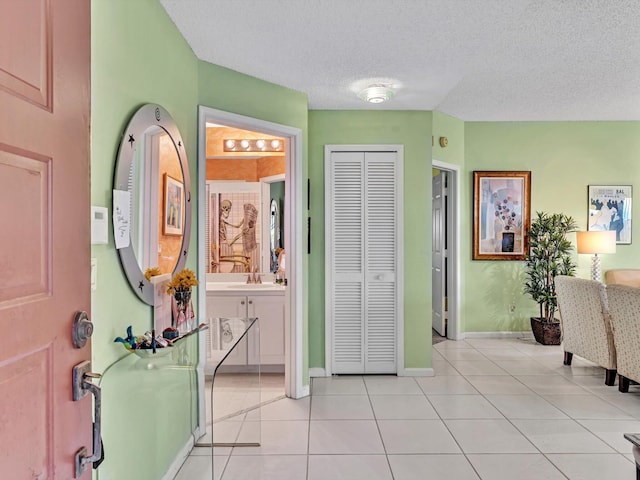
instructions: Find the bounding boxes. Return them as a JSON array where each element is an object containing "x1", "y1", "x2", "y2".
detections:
[{"x1": 523, "y1": 212, "x2": 577, "y2": 345}]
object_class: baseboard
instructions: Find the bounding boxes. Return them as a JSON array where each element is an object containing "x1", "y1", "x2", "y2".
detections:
[
  {"x1": 309, "y1": 367, "x2": 327, "y2": 377},
  {"x1": 398, "y1": 367, "x2": 435, "y2": 377},
  {"x1": 462, "y1": 331, "x2": 534, "y2": 339},
  {"x1": 161, "y1": 434, "x2": 195, "y2": 480}
]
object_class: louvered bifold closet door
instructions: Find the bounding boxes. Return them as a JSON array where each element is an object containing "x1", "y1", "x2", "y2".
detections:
[
  {"x1": 327, "y1": 150, "x2": 398, "y2": 374},
  {"x1": 364, "y1": 152, "x2": 397, "y2": 373},
  {"x1": 329, "y1": 152, "x2": 365, "y2": 373}
]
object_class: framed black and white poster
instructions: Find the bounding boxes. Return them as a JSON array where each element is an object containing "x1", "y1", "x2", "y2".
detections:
[{"x1": 588, "y1": 185, "x2": 632, "y2": 244}]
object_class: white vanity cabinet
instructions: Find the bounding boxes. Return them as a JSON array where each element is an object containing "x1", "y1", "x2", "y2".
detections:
[{"x1": 206, "y1": 288, "x2": 285, "y2": 366}]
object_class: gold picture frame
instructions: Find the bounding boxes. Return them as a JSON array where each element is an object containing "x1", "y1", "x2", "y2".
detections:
[
  {"x1": 163, "y1": 173, "x2": 184, "y2": 236},
  {"x1": 473, "y1": 171, "x2": 531, "y2": 260}
]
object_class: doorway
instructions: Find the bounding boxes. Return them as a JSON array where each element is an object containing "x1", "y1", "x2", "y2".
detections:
[
  {"x1": 196, "y1": 106, "x2": 304, "y2": 438},
  {"x1": 432, "y1": 160, "x2": 461, "y2": 341}
]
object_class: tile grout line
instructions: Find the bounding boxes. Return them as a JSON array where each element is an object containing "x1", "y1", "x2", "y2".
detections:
[
  {"x1": 363, "y1": 375, "x2": 396, "y2": 480},
  {"x1": 417, "y1": 370, "x2": 484, "y2": 480},
  {"x1": 469, "y1": 345, "x2": 570, "y2": 479}
]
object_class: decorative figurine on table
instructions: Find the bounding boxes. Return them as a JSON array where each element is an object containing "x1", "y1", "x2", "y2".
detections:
[{"x1": 166, "y1": 268, "x2": 198, "y2": 334}]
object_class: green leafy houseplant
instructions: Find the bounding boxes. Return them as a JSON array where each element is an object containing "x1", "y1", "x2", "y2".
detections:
[{"x1": 524, "y1": 212, "x2": 577, "y2": 328}]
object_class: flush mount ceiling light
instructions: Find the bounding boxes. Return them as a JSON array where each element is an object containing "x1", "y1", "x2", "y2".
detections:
[
  {"x1": 223, "y1": 138, "x2": 283, "y2": 152},
  {"x1": 358, "y1": 84, "x2": 395, "y2": 104}
]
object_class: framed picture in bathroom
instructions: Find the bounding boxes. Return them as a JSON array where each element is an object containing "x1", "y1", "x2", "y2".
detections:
[
  {"x1": 163, "y1": 174, "x2": 184, "y2": 236},
  {"x1": 473, "y1": 170, "x2": 531, "y2": 260}
]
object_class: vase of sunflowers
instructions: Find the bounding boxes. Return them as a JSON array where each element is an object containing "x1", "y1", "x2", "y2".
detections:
[{"x1": 167, "y1": 268, "x2": 199, "y2": 333}]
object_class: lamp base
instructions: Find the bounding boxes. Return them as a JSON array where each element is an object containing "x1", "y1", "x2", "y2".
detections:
[{"x1": 591, "y1": 254, "x2": 601, "y2": 282}]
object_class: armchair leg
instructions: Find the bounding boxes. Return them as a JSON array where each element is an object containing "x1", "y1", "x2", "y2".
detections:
[
  {"x1": 563, "y1": 351, "x2": 573, "y2": 366},
  {"x1": 619, "y1": 375, "x2": 630, "y2": 393},
  {"x1": 605, "y1": 369, "x2": 617, "y2": 386}
]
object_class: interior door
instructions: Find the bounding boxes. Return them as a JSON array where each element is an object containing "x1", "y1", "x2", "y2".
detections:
[
  {"x1": 327, "y1": 149, "x2": 400, "y2": 374},
  {"x1": 432, "y1": 172, "x2": 446, "y2": 336},
  {"x1": 0, "y1": 0, "x2": 92, "y2": 478}
]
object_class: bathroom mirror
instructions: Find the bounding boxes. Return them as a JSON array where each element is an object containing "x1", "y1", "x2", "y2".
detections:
[
  {"x1": 270, "y1": 199, "x2": 279, "y2": 272},
  {"x1": 113, "y1": 104, "x2": 192, "y2": 305}
]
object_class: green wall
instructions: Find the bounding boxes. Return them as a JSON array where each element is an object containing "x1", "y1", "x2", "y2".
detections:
[
  {"x1": 91, "y1": 2, "x2": 310, "y2": 477},
  {"x1": 308, "y1": 111, "x2": 433, "y2": 370},
  {"x1": 91, "y1": 1, "x2": 199, "y2": 478},
  {"x1": 463, "y1": 121, "x2": 640, "y2": 332},
  {"x1": 433, "y1": 111, "x2": 465, "y2": 167}
]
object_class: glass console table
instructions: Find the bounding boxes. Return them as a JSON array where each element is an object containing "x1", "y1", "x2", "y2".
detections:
[
  {"x1": 95, "y1": 318, "x2": 259, "y2": 480},
  {"x1": 96, "y1": 330, "x2": 200, "y2": 480},
  {"x1": 198, "y1": 317, "x2": 261, "y2": 448}
]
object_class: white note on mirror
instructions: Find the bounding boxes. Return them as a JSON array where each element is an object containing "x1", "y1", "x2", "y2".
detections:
[{"x1": 113, "y1": 189, "x2": 131, "y2": 249}]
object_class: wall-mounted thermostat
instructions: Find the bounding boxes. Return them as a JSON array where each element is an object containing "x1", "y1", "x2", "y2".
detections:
[{"x1": 91, "y1": 206, "x2": 108, "y2": 245}]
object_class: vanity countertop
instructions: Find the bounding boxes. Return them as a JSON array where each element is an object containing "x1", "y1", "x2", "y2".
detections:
[{"x1": 206, "y1": 282, "x2": 286, "y2": 295}]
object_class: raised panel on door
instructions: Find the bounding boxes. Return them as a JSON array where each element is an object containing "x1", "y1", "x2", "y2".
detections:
[
  {"x1": 328, "y1": 152, "x2": 365, "y2": 374},
  {"x1": 248, "y1": 295, "x2": 285, "y2": 365},
  {"x1": 0, "y1": 0, "x2": 91, "y2": 477}
]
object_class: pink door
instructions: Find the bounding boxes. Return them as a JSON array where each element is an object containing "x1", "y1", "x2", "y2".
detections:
[{"x1": 0, "y1": 0, "x2": 92, "y2": 478}]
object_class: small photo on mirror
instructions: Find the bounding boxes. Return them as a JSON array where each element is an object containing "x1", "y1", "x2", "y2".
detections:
[{"x1": 163, "y1": 173, "x2": 184, "y2": 236}]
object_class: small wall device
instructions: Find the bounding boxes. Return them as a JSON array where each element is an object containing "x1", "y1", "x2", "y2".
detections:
[{"x1": 91, "y1": 206, "x2": 109, "y2": 245}]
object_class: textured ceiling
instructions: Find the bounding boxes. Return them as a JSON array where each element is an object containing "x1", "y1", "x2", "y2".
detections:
[{"x1": 160, "y1": 0, "x2": 640, "y2": 121}]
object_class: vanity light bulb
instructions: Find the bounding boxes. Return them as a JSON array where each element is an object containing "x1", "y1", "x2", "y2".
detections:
[
  {"x1": 225, "y1": 139, "x2": 235, "y2": 149},
  {"x1": 271, "y1": 140, "x2": 280, "y2": 150},
  {"x1": 240, "y1": 139, "x2": 250, "y2": 149},
  {"x1": 256, "y1": 139, "x2": 266, "y2": 150}
]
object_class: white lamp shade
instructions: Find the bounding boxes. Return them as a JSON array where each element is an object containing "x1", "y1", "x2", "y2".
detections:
[{"x1": 576, "y1": 230, "x2": 617, "y2": 254}]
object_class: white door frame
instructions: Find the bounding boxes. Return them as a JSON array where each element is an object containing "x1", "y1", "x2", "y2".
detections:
[
  {"x1": 195, "y1": 106, "x2": 305, "y2": 435},
  {"x1": 432, "y1": 159, "x2": 461, "y2": 340},
  {"x1": 324, "y1": 144, "x2": 405, "y2": 376}
]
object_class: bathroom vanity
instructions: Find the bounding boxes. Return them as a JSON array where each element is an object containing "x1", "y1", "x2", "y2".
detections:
[{"x1": 206, "y1": 281, "x2": 285, "y2": 369}]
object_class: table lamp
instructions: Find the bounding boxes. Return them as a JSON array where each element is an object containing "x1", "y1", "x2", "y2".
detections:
[{"x1": 576, "y1": 230, "x2": 617, "y2": 282}]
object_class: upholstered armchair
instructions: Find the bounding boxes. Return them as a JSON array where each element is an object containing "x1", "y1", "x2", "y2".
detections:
[
  {"x1": 606, "y1": 284, "x2": 640, "y2": 392},
  {"x1": 555, "y1": 276, "x2": 617, "y2": 385},
  {"x1": 605, "y1": 269, "x2": 640, "y2": 288}
]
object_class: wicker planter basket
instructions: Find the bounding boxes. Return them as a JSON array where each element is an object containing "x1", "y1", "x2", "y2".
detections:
[{"x1": 530, "y1": 317, "x2": 561, "y2": 345}]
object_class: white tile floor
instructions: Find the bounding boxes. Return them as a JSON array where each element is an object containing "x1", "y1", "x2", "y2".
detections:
[{"x1": 175, "y1": 338, "x2": 640, "y2": 479}]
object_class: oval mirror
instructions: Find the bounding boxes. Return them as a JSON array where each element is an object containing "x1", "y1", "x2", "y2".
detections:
[{"x1": 113, "y1": 104, "x2": 192, "y2": 305}]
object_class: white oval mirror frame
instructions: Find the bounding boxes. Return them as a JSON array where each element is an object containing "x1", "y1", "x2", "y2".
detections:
[{"x1": 113, "y1": 104, "x2": 192, "y2": 305}]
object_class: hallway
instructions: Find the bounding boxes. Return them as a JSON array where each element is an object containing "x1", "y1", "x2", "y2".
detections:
[{"x1": 176, "y1": 338, "x2": 638, "y2": 479}]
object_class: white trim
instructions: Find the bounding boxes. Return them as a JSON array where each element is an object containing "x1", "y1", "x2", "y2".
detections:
[
  {"x1": 431, "y1": 160, "x2": 462, "y2": 341},
  {"x1": 309, "y1": 367, "x2": 327, "y2": 377},
  {"x1": 462, "y1": 331, "x2": 534, "y2": 339},
  {"x1": 197, "y1": 107, "x2": 306, "y2": 437},
  {"x1": 161, "y1": 435, "x2": 194, "y2": 480},
  {"x1": 324, "y1": 144, "x2": 404, "y2": 376},
  {"x1": 398, "y1": 367, "x2": 435, "y2": 377},
  {"x1": 259, "y1": 173, "x2": 286, "y2": 183},
  {"x1": 300, "y1": 384, "x2": 310, "y2": 397}
]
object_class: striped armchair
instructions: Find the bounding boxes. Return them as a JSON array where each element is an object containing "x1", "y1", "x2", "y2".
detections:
[
  {"x1": 555, "y1": 276, "x2": 617, "y2": 385},
  {"x1": 606, "y1": 284, "x2": 640, "y2": 392}
]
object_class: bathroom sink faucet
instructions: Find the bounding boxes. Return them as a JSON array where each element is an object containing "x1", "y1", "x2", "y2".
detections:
[{"x1": 246, "y1": 267, "x2": 262, "y2": 284}]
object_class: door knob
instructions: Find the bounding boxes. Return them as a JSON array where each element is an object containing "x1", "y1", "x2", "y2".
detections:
[{"x1": 72, "y1": 311, "x2": 94, "y2": 348}]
